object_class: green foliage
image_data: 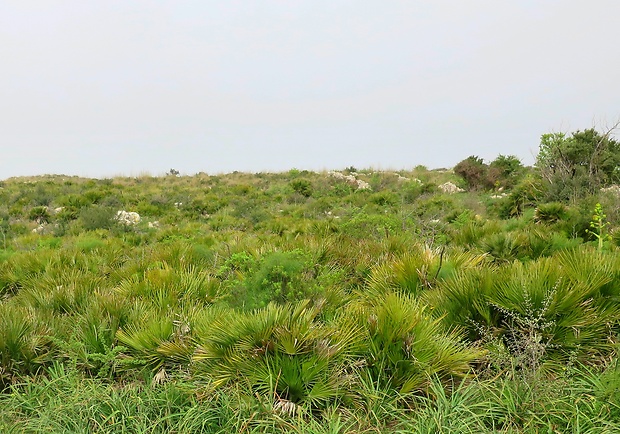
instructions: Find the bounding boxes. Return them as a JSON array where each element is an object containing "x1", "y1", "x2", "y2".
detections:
[
  {"x1": 290, "y1": 179, "x2": 313, "y2": 198},
  {"x1": 454, "y1": 154, "x2": 524, "y2": 192},
  {"x1": 368, "y1": 191, "x2": 399, "y2": 207},
  {"x1": 79, "y1": 206, "x2": 116, "y2": 231},
  {"x1": 193, "y1": 301, "x2": 362, "y2": 410},
  {"x1": 537, "y1": 128, "x2": 620, "y2": 201},
  {"x1": 533, "y1": 202, "x2": 566, "y2": 224},
  {"x1": 339, "y1": 210, "x2": 400, "y2": 239},
  {"x1": 586, "y1": 203, "x2": 612, "y2": 251},
  {"x1": 496, "y1": 175, "x2": 543, "y2": 218},
  {"x1": 430, "y1": 251, "x2": 620, "y2": 374},
  {"x1": 3, "y1": 165, "x2": 620, "y2": 430},
  {"x1": 0, "y1": 305, "x2": 51, "y2": 385},
  {"x1": 242, "y1": 250, "x2": 311, "y2": 308},
  {"x1": 28, "y1": 206, "x2": 50, "y2": 224},
  {"x1": 350, "y1": 291, "x2": 482, "y2": 394},
  {"x1": 454, "y1": 156, "x2": 491, "y2": 190},
  {"x1": 488, "y1": 154, "x2": 524, "y2": 188}
]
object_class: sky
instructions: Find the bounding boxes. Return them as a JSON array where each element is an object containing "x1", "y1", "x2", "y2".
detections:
[{"x1": 1, "y1": 1, "x2": 619, "y2": 178}]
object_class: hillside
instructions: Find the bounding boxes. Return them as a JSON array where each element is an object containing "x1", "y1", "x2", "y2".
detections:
[{"x1": 1, "y1": 164, "x2": 620, "y2": 433}]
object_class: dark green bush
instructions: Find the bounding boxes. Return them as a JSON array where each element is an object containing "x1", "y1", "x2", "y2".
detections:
[
  {"x1": 290, "y1": 179, "x2": 313, "y2": 198},
  {"x1": 244, "y1": 250, "x2": 311, "y2": 307},
  {"x1": 488, "y1": 154, "x2": 524, "y2": 188},
  {"x1": 28, "y1": 206, "x2": 50, "y2": 224},
  {"x1": 79, "y1": 206, "x2": 116, "y2": 231},
  {"x1": 534, "y1": 202, "x2": 567, "y2": 224},
  {"x1": 369, "y1": 191, "x2": 399, "y2": 207},
  {"x1": 496, "y1": 175, "x2": 543, "y2": 219},
  {"x1": 454, "y1": 156, "x2": 492, "y2": 190}
]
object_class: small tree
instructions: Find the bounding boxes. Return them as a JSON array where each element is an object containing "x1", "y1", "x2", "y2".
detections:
[
  {"x1": 454, "y1": 156, "x2": 491, "y2": 190},
  {"x1": 488, "y1": 155, "x2": 523, "y2": 188},
  {"x1": 536, "y1": 122, "x2": 620, "y2": 202}
]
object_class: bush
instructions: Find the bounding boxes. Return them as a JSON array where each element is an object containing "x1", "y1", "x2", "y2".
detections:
[
  {"x1": 488, "y1": 154, "x2": 524, "y2": 188},
  {"x1": 340, "y1": 212, "x2": 400, "y2": 239},
  {"x1": 368, "y1": 191, "x2": 399, "y2": 207},
  {"x1": 454, "y1": 156, "x2": 492, "y2": 190},
  {"x1": 232, "y1": 250, "x2": 312, "y2": 309},
  {"x1": 79, "y1": 206, "x2": 115, "y2": 231},
  {"x1": 290, "y1": 179, "x2": 313, "y2": 198},
  {"x1": 496, "y1": 175, "x2": 543, "y2": 219},
  {"x1": 28, "y1": 206, "x2": 50, "y2": 224},
  {"x1": 534, "y1": 202, "x2": 567, "y2": 225}
]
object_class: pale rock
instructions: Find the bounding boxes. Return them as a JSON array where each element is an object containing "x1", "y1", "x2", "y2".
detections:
[
  {"x1": 438, "y1": 182, "x2": 464, "y2": 194},
  {"x1": 115, "y1": 210, "x2": 141, "y2": 225},
  {"x1": 32, "y1": 224, "x2": 46, "y2": 234},
  {"x1": 328, "y1": 171, "x2": 372, "y2": 191},
  {"x1": 601, "y1": 185, "x2": 620, "y2": 197}
]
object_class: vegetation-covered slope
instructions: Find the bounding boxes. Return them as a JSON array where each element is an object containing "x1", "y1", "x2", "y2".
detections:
[{"x1": 2, "y1": 144, "x2": 620, "y2": 432}]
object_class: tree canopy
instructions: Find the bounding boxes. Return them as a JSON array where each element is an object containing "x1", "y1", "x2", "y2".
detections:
[{"x1": 536, "y1": 127, "x2": 620, "y2": 201}]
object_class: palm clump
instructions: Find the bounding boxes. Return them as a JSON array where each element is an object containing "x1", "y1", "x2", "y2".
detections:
[
  {"x1": 430, "y1": 249, "x2": 620, "y2": 375},
  {"x1": 192, "y1": 300, "x2": 363, "y2": 410}
]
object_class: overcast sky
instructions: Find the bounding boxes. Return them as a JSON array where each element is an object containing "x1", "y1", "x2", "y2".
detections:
[{"x1": 1, "y1": 1, "x2": 619, "y2": 178}]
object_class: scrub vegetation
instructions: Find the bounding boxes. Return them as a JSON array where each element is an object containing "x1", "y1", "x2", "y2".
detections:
[{"x1": 2, "y1": 128, "x2": 620, "y2": 433}]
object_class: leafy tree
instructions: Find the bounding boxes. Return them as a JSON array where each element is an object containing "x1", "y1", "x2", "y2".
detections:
[
  {"x1": 454, "y1": 156, "x2": 491, "y2": 190},
  {"x1": 488, "y1": 154, "x2": 524, "y2": 188},
  {"x1": 536, "y1": 126, "x2": 620, "y2": 201}
]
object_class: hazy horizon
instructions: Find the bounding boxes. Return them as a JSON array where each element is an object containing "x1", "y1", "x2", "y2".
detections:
[{"x1": 2, "y1": 1, "x2": 619, "y2": 179}]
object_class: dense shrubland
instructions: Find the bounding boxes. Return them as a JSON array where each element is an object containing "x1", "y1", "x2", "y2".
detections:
[{"x1": 2, "y1": 134, "x2": 620, "y2": 432}]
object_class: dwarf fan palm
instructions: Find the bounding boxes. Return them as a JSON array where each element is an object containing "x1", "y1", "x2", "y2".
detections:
[
  {"x1": 193, "y1": 300, "x2": 364, "y2": 410},
  {"x1": 366, "y1": 245, "x2": 487, "y2": 298},
  {"x1": 432, "y1": 251, "x2": 620, "y2": 374},
  {"x1": 0, "y1": 305, "x2": 51, "y2": 385},
  {"x1": 348, "y1": 291, "x2": 482, "y2": 394},
  {"x1": 116, "y1": 306, "x2": 193, "y2": 372},
  {"x1": 490, "y1": 256, "x2": 620, "y2": 368}
]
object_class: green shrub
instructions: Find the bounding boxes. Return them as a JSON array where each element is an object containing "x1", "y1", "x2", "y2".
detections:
[
  {"x1": 31, "y1": 185, "x2": 53, "y2": 206},
  {"x1": 58, "y1": 194, "x2": 90, "y2": 210},
  {"x1": 290, "y1": 179, "x2": 313, "y2": 198},
  {"x1": 368, "y1": 191, "x2": 398, "y2": 207},
  {"x1": 193, "y1": 301, "x2": 363, "y2": 410},
  {"x1": 481, "y1": 232, "x2": 527, "y2": 263},
  {"x1": 0, "y1": 304, "x2": 52, "y2": 384},
  {"x1": 79, "y1": 206, "x2": 115, "y2": 231},
  {"x1": 227, "y1": 250, "x2": 311, "y2": 310},
  {"x1": 350, "y1": 291, "x2": 482, "y2": 394},
  {"x1": 496, "y1": 175, "x2": 543, "y2": 218},
  {"x1": 28, "y1": 206, "x2": 50, "y2": 224},
  {"x1": 488, "y1": 154, "x2": 524, "y2": 188},
  {"x1": 534, "y1": 202, "x2": 567, "y2": 224},
  {"x1": 454, "y1": 156, "x2": 492, "y2": 190},
  {"x1": 340, "y1": 212, "x2": 400, "y2": 239}
]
